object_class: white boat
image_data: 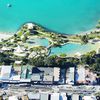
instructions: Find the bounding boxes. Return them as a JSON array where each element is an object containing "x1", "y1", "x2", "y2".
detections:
[{"x1": 7, "y1": 4, "x2": 12, "y2": 7}]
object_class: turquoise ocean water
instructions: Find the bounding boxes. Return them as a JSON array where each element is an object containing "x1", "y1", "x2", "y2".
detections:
[{"x1": 0, "y1": 0, "x2": 100, "y2": 34}]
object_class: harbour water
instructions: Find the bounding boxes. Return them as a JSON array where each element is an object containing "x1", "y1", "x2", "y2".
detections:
[{"x1": 0, "y1": 0, "x2": 100, "y2": 34}]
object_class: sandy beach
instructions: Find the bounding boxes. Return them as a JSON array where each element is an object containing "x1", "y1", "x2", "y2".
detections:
[
  {"x1": 78, "y1": 28, "x2": 100, "y2": 35},
  {"x1": 0, "y1": 32, "x2": 13, "y2": 41}
]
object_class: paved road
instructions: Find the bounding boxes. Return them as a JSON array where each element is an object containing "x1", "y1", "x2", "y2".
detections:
[
  {"x1": 0, "y1": 85, "x2": 99, "y2": 94},
  {"x1": 1, "y1": 85, "x2": 97, "y2": 95}
]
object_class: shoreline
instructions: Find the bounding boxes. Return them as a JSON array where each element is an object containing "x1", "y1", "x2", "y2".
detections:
[
  {"x1": 78, "y1": 28, "x2": 100, "y2": 35},
  {"x1": 31, "y1": 21, "x2": 100, "y2": 36},
  {"x1": 31, "y1": 22, "x2": 100, "y2": 36},
  {"x1": 0, "y1": 32, "x2": 13, "y2": 41},
  {"x1": 0, "y1": 22, "x2": 99, "y2": 37},
  {"x1": 0, "y1": 22, "x2": 100, "y2": 47}
]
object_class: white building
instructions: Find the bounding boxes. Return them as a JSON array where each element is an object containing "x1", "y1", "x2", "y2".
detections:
[
  {"x1": 72, "y1": 94, "x2": 79, "y2": 100},
  {"x1": 76, "y1": 66, "x2": 86, "y2": 83},
  {"x1": 28, "y1": 92, "x2": 40, "y2": 100},
  {"x1": 53, "y1": 67, "x2": 60, "y2": 82},
  {"x1": 83, "y1": 95, "x2": 97, "y2": 100},
  {"x1": 26, "y1": 23, "x2": 35, "y2": 30},
  {"x1": 66, "y1": 67, "x2": 75, "y2": 85},
  {"x1": 51, "y1": 93, "x2": 59, "y2": 100},
  {"x1": 40, "y1": 93, "x2": 49, "y2": 100},
  {"x1": 8, "y1": 96, "x2": 18, "y2": 100}
]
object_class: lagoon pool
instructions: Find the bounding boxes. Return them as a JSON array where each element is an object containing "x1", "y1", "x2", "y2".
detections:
[
  {"x1": 26, "y1": 38, "x2": 49, "y2": 47},
  {"x1": 26, "y1": 38, "x2": 99, "y2": 56},
  {"x1": 51, "y1": 43, "x2": 99, "y2": 56}
]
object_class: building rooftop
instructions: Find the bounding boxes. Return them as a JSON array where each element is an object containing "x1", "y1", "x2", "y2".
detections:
[{"x1": 0, "y1": 65, "x2": 12, "y2": 80}]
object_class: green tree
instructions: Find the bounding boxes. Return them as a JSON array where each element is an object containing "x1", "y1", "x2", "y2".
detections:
[
  {"x1": 29, "y1": 56, "x2": 45, "y2": 66},
  {"x1": 22, "y1": 35, "x2": 27, "y2": 43},
  {"x1": 81, "y1": 35, "x2": 88, "y2": 43},
  {"x1": 59, "y1": 53, "x2": 67, "y2": 58},
  {"x1": 44, "y1": 55, "x2": 58, "y2": 66}
]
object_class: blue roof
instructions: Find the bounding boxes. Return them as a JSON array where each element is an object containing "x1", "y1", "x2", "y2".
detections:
[{"x1": 32, "y1": 67, "x2": 43, "y2": 73}]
